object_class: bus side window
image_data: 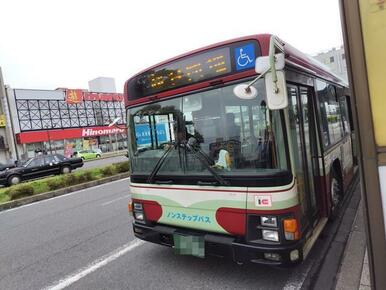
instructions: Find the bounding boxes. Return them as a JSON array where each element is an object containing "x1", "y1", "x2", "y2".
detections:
[
  {"x1": 339, "y1": 96, "x2": 351, "y2": 134},
  {"x1": 316, "y1": 83, "x2": 330, "y2": 147}
]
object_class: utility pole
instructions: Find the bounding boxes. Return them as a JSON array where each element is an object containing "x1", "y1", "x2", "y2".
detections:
[{"x1": 339, "y1": 1, "x2": 386, "y2": 289}]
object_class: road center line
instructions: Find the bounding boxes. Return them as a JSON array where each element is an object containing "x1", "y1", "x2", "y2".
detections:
[
  {"x1": 101, "y1": 195, "x2": 128, "y2": 206},
  {"x1": 43, "y1": 239, "x2": 144, "y2": 290}
]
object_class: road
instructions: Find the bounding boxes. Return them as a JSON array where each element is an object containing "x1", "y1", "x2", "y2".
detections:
[
  {"x1": 0, "y1": 179, "x2": 326, "y2": 290},
  {"x1": 81, "y1": 155, "x2": 127, "y2": 169}
]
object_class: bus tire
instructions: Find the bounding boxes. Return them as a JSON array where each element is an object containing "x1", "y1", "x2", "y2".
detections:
[{"x1": 330, "y1": 168, "x2": 343, "y2": 216}]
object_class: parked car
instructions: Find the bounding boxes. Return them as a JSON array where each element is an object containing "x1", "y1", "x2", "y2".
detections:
[
  {"x1": 0, "y1": 154, "x2": 83, "y2": 186},
  {"x1": 0, "y1": 162, "x2": 16, "y2": 172},
  {"x1": 76, "y1": 149, "x2": 102, "y2": 160}
]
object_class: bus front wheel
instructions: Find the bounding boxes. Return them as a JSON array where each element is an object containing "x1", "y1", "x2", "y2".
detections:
[{"x1": 330, "y1": 169, "x2": 343, "y2": 215}]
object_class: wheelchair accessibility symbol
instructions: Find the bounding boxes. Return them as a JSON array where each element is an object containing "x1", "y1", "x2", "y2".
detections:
[{"x1": 234, "y1": 43, "x2": 255, "y2": 71}]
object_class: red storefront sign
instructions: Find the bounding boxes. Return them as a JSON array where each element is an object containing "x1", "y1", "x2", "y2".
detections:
[
  {"x1": 66, "y1": 89, "x2": 83, "y2": 104},
  {"x1": 16, "y1": 126, "x2": 126, "y2": 144},
  {"x1": 65, "y1": 90, "x2": 123, "y2": 104}
]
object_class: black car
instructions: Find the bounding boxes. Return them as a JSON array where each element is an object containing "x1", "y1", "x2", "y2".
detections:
[
  {"x1": 0, "y1": 154, "x2": 83, "y2": 186},
  {"x1": 0, "y1": 162, "x2": 16, "y2": 172}
]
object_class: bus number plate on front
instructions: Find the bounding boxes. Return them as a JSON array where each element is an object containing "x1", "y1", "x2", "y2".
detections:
[{"x1": 172, "y1": 234, "x2": 205, "y2": 258}]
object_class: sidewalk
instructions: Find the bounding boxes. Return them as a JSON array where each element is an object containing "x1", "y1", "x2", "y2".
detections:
[{"x1": 335, "y1": 200, "x2": 370, "y2": 289}]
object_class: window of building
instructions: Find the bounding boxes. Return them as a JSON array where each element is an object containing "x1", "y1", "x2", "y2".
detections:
[
  {"x1": 17, "y1": 98, "x2": 125, "y2": 132},
  {"x1": 330, "y1": 56, "x2": 335, "y2": 63},
  {"x1": 342, "y1": 53, "x2": 345, "y2": 60}
]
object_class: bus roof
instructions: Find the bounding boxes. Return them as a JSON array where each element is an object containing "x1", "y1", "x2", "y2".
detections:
[{"x1": 124, "y1": 34, "x2": 348, "y2": 107}]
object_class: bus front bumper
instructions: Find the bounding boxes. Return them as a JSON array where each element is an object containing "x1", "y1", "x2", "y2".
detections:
[{"x1": 132, "y1": 222, "x2": 304, "y2": 266}]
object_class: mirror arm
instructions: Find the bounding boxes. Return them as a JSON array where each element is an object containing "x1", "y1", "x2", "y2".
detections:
[
  {"x1": 244, "y1": 67, "x2": 270, "y2": 93},
  {"x1": 269, "y1": 36, "x2": 285, "y2": 94},
  {"x1": 245, "y1": 36, "x2": 285, "y2": 95}
]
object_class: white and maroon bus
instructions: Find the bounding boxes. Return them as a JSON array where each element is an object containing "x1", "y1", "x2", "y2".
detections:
[{"x1": 125, "y1": 34, "x2": 355, "y2": 265}]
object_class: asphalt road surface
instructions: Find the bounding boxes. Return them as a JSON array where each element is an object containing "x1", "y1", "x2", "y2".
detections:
[
  {"x1": 81, "y1": 155, "x2": 128, "y2": 169},
  {"x1": 0, "y1": 178, "x2": 322, "y2": 290}
]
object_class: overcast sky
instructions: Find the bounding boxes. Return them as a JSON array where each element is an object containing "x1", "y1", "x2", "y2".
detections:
[{"x1": 0, "y1": 0, "x2": 343, "y2": 92}]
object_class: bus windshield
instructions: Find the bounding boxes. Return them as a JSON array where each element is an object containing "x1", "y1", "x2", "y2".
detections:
[{"x1": 127, "y1": 79, "x2": 289, "y2": 181}]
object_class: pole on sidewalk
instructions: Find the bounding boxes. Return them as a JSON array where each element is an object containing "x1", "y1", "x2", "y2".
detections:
[{"x1": 339, "y1": 1, "x2": 386, "y2": 289}]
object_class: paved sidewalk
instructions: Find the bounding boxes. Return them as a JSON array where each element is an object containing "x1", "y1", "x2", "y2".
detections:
[{"x1": 335, "y1": 200, "x2": 370, "y2": 289}]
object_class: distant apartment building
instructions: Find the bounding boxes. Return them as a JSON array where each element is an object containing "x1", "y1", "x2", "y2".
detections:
[
  {"x1": 88, "y1": 77, "x2": 117, "y2": 93},
  {"x1": 0, "y1": 67, "x2": 17, "y2": 164},
  {"x1": 314, "y1": 46, "x2": 348, "y2": 82}
]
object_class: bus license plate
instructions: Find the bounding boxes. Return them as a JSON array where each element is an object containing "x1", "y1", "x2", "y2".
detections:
[{"x1": 173, "y1": 234, "x2": 205, "y2": 258}]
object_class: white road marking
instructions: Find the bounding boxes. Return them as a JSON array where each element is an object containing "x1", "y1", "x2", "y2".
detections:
[
  {"x1": 43, "y1": 239, "x2": 144, "y2": 290},
  {"x1": 0, "y1": 177, "x2": 130, "y2": 215},
  {"x1": 101, "y1": 195, "x2": 128, "y2": 206}
]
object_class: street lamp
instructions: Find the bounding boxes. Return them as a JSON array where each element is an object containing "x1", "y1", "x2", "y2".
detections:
[
  {"x1": 108, "y1": 117, "x2": 127, "y2": 151},
  {"x1": 44, "y1": 125, "x2": 53, "y2": 154}
]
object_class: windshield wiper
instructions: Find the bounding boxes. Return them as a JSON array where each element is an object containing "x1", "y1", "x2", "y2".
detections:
[
  {"x1": 147, "y1": 144, "x2": 174, "y2": 184},
  {"x1": 185, "y1": 143, "x2": 229, "y2": 186},
  {"x1": 146, "y1": 141, "x2": 229, "y2": 186}
]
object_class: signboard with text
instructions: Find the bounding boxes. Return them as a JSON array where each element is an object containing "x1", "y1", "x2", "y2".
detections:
[
  {"x1": 16, "y1": 126, "x2": 126, "y2": 144},
  {"x1": 65, "y1": 90, "x2": 124, "y2": 104}
]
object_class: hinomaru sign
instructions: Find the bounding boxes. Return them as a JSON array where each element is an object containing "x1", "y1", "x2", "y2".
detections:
[{"x1": 65, "y1": 89, "x2": 124, "y2": 105}]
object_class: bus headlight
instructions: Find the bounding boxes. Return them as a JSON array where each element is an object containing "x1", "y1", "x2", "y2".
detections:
[
  {"x1": 261, "y1": 216, "x2": 277, "y2": 227},
  {"x1": 262, "y1": 229, "x2": 279, "y2": 242},
  {"x1": 133, "y1": 202, "x2": 143, "y2": 210},
  {"x1": 134, "y1": 212, "x2": 144, "y2": 220}
]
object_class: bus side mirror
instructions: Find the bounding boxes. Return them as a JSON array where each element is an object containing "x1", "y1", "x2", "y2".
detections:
[
  {"x1": 265, "y1": 70, "x2": 288, "y2": 110},
  {"x1": 255, "y1": 54, "x2": 285, "y2": 74}
]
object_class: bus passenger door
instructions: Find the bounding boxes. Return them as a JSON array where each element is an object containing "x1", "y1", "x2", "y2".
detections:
[{"x1": 288, "y1": 85, "x2": 320, "y2": 227}]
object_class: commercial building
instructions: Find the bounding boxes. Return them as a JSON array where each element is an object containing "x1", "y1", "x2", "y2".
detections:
[
  {"x1": 2, "y1": 87, "x2": 127, "y2": 161},
  {"x1": 0, "y1": 67, "x2": 18, "y2": 164},
  {"x1": 314, "y1": 46, "x2": 348, "y2": 82}
]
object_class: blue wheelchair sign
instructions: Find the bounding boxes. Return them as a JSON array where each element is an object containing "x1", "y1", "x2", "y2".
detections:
[{"x1": 234, "y1": 43, "x2": 256, "y2": 71}]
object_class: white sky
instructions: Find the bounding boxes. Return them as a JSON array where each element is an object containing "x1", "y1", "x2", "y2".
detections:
[{"x1": 0, "y1": 0, "x2": 343, "y2": 92}]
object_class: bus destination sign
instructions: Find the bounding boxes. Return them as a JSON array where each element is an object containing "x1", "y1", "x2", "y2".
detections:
[
  {"x1": 139, "y1": 47, "x2": 231, "y2": 95},
  {"x1": 127, "y1": 41, "x2": 259, "y2": 100}
]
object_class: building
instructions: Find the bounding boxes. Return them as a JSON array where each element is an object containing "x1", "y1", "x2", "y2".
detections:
[
  {"x1": 0, "y1": 67, "x2": 18, "y2": 163},
  {"x1": 3, "y1": 87, "x2": 127, "y2": 161},
  {"x1": 88, "y1": 77, "x2": 116, "y2": 93},
  {"x1": 314, "y1": 46, "x2": 348, "y2": 82}
]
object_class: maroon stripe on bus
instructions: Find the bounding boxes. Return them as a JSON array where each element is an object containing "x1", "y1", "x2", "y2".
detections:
[
  {"x1": 130, "y1": 183, "x2": 295, "y2": 194},
  {"x1": 216, "y1": 205, "x2": 301, "y2": 236},
  {"x1": 133, "y1": 199, "x2": 163, "y2": 222}
]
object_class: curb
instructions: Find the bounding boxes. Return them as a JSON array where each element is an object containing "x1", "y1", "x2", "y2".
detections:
[
  {"x1": 334, "y1": 200, "x2": 367, "y2": 290},
  {"x1": 0, "y1": 172, "x2": 130, "y2": 212},
  {"x1": 301, "y1": 173, "x2": 361, "y2": 290}
]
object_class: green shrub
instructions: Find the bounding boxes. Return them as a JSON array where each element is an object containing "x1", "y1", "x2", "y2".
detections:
[
  {"x1": 101, "y1": 165, "x2": 116, "y2": 177},
  {"x1": 47, "y1": 178, "x2": 66, "y2": 190},
  {"x1": 114, "y1": 161, "x2": 130, "y2": 173},
  {"x1": 75, "y1": 173, "x2": 87, "y2": 183},
  {"x1": 63, "y1": 173, "x2": 79, "y2": 186},
  {"x1": 6, "y1": 184, "x2": 34, "y2": 200},
  {"x1": 84, "y1": 170, "x2": 94, "y2": 181}
]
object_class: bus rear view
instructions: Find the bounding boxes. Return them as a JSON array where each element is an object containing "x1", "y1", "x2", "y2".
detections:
[{"x1": 125, "y1": 34, "x2": 354, "y2": 265}]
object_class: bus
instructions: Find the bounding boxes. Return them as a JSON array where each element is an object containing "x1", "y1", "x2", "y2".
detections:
[{"x1": 125, "y1": 34, "x2": 355, "y2": 265}]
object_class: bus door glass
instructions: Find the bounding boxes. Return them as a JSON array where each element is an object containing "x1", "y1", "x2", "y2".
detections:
[{"x1": 288, "y1": 85, "x2": 319, "y2": 224}]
